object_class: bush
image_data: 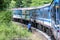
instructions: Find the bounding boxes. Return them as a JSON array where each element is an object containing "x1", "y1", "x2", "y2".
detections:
[
  {"x1": 0, "y1": 22, "x2": 31, "y2": 40},
  {"x1": 0, "y1": 10, "x2": 12, "y2": 24},
  {"x1": 0, "y1": 11, "x2": 31, "y2": 40}
]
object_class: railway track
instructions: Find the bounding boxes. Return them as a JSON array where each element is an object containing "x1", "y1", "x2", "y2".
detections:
[{"x1": 13, "y1": 21, "x2": 51, "y2": 40}]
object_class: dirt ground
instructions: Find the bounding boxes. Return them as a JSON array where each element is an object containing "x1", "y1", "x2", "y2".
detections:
[{"x1": 30, "y1": 28, "x2": 47, "y2": 40}]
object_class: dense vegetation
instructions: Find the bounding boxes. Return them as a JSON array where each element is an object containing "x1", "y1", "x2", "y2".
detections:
[
  {"x1": 0, "y1": 11, "x2": 31, "y2": 40},
  {"x1": 0, "y1": 0, "x2": 52, "y2": 10}
]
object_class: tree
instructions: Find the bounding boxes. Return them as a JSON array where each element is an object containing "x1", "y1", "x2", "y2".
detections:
[
  {"x1": 14, "y1": 0, "x2": 32, "y2": 8},
  {"x1": 14, "y1": 0, "x2": 23, "y2": 8},
  {"x1": 9, "y1": 0, "x2": 16, "y2": 8},
  {"x1": 0, "y1": 0, "x2": 52, "y2": 10},
  {"x1": 0, "y1": 0, "x2": 4, "y2": 10},
  {"x1": 30, "y1": 0, "x2": 52, "y2": 7},
  {"x1": 0, "y1": 0, "x2": 11, "y2": 10},
  {"x1": 22, "y1": 0, "x2": 32, "y2": 7}
]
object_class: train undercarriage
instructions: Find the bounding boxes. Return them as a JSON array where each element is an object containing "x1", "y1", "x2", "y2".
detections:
[{"x1": 13, "y1": 18, "x2": 56, "y2": 40}]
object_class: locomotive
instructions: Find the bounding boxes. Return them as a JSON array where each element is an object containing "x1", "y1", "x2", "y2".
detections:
[{"x1": 12, "y1": 0, "x2": 60, "y2": 40}]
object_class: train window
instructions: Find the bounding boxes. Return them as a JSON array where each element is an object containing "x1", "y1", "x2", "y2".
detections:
[
  {"x1": 39, "y1": 8, "x2": 44, "y2": 18},
  {"x1": 36, "y1": 9, "x2": 40, "y2": 17},
  {"x1": 37, "y1": 7, "x2": 50, "y2": 19},
  {"x1": 31, "y1": 9, "x2": 37, "y2": 19},
  {"x1": 56, "y1": 7, "x2": 60, "y2": 24},
  {"x1": 51, "y1": 6, "x2": 60, "y2": 24},
  {"x1": 39, "y1": 9, "x2": 43, "y2": 18},
  {"x1": 29, "y1": 10, "x2": 33, "y2": 17},
  {"x1": 43, "y1": 10, "x2": 49, "y2": 19},
  {"x1": 13, "y1": 10, "x2": 22, "y2": 15},
  {"x1": 13, "y1": 10, "x2": 17, "y2": 15},
  {"x1": 52, "y1": 6, "x2": 60, "y2": 24},
  {"x1": 43, "y1": 7, "x2": 50, "y2": 19},
  {"x1": 25, "y1": 10, "x2": 29, "y2": 15},
  {"x1": 22, "y1": 15, "x2": 25, "y2": 19},
  {"x1": 51, "y1": 6, "x2": 56, "y2": 22},
  {"x1": 25, "y1": 10, "x2": 30, "y2": 20},
  {"x1": 26, "y1": 15, "x2": 30, "y2": 20},
  {"x1": 57, "y1": 8, "x2": 60, "y2": 20}
]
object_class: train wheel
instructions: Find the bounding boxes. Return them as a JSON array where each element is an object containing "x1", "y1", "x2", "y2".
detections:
[
  {"x1": 46, "y1": 28, "x2": 49, "y2": 35},
  {"x1": 46, "y1": 28, "x2": 52, "y2": 36},
  {"x1": 48, "y1": 29, "x2": 52, "y2": 36},
  {"x1": 37, "y1": 24, "x2": 42, "y2": 30},
  {"x1": 43, "y1": 27, "x2": 46, "y2": 33}
]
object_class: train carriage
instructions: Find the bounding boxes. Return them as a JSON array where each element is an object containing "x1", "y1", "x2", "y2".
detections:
[{"x1": 12, "y1": 0, "x2": 60, "y2": 40}]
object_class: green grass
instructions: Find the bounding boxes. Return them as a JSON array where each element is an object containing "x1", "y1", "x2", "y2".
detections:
[{"x1": 0, "y1": 11, "x2": 31, "y2": 40}]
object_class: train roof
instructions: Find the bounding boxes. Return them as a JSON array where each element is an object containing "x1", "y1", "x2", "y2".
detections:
[{"x1": 12, "y1": 3, "x2": 50, "y2": 10}]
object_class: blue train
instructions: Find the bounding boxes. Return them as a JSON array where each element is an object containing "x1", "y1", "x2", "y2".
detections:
[{"x1": 12, "y1": 0, "x2": 60, "y2": 40}]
